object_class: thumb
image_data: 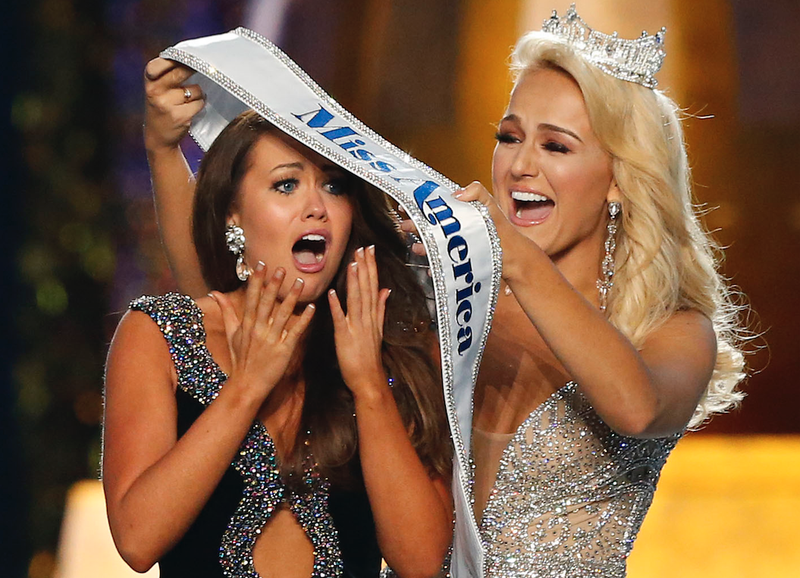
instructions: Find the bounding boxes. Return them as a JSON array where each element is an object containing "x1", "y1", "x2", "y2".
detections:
[{"x1": 454, "y1": 181, "x2": 508, "y2": 227}]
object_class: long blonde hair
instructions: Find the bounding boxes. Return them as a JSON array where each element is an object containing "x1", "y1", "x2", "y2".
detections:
[{"x1": 511, "y1": 31, "x2": 746, "y2": 428}]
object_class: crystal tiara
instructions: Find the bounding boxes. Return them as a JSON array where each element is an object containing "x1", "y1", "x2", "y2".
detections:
[{"x1": 541, "y1": 3, "x2": 666, "y2": 89}]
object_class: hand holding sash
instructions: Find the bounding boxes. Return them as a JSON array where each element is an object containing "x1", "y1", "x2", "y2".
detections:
[
  {"x1": 144, "y1": 58, "x2": 205, "y2": 153},
  {"x1": 453, "y1": 181, "x2": 532, "y2": 284}
]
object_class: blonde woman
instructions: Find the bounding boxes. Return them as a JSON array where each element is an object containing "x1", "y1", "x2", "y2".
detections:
[
  {"x1": 142, "y1": 7, "x2": 747, "y2": 576},
  {"x1": 452, "y1": 7, "x2": 747, "y2": 575}
]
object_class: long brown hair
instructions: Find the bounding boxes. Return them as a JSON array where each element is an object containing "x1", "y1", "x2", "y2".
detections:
[{"x1": 193, "y1": 110, "x2": 451, "y2": 487}]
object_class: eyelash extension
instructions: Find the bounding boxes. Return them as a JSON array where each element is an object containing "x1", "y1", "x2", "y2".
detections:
[
  {"x1": 324, "y1": 178, "x2": 350, "y2": 196},
  {"x1": 544, "y1": 141, "x2": 571, "y2": 153},
  {"x1": 272, "y1": 177, "x2": 299, "y2": 193},
  {"x1": 495, "y1": 132, "x2": 519, "y2": 144}
]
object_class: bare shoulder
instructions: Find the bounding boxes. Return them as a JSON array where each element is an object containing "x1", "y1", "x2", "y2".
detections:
[
  {"x1": 111, "y1": 308, "x2": 169, "y2": 353},
  {"x1": 107, "y1": 309, "x2": 176, "y2": 388},
  {"x1": 644, "y1": 309, "x2": 716, "y2": 356},
  {"x1": 640, "y1": 309, "x2": 717, "y2": 398}
]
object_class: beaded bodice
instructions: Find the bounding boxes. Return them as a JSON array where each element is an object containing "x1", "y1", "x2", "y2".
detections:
[
  {"x1": 130, "y1": 293, "x2": 343, "y2": 578},
  {"x1": 477, "y1": 382, "x2": 680, "y2": 578}
]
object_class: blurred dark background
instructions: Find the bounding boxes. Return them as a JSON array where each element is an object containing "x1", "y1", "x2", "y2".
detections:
[{"x1": 2, "y1": 0, "x2": 798, "y2": 576}]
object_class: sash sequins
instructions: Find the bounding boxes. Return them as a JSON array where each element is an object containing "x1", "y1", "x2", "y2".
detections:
[{"x1": 131, "y1": 293, "x2": 342, "y2": 578}]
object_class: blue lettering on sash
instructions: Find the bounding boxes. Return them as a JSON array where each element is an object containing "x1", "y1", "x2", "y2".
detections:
[
  {"x1": 293, "y1": 104, "x2": 484, "y2": 357},
  {"x1": 293, "y1": 105, "x2": 396, "y2": 173},
  {"x1": 293, "y1": 106, "x2": 334, "y2": 128},
  {"x1": 320, "y1": 126, "x2": 359, "y2": 141},
  {"x1": 412, "y1": 181, "x2": 481, "y2": 355}
]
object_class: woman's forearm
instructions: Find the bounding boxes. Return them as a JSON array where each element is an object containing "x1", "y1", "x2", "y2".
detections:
[
  {"x1": 104, "y1": 376, "x2": 262, "y2": 571},
  {"x1": 504, "y1": 244, "x2": 712, "y2": 437},
  {"x1": 147, "y1": 145, "x2": 208, "y2": 297},
  {"x1": 353, "y1": 385, "x2": 452, "y2": 578},
  {"x1": 506, "y1": 248, "x2": 659, "y2": 433}
]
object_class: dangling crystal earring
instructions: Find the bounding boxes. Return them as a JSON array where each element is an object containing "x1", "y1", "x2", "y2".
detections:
[
  {"x1": 597, "y1": 201, "x2": 621, "y2": 313},
  {"x1": 225, "y1": 224, "x2": 250, "y2": 282}
]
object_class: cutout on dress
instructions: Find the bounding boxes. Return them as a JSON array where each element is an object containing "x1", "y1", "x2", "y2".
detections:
[{"x1": 253, "y1": 504, "x2": 315, "y2": 578}]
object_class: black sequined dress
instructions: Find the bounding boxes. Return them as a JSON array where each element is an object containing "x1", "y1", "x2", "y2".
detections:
[{"x1": 131, "y1": 293, "x2": 381, "y2": 578}]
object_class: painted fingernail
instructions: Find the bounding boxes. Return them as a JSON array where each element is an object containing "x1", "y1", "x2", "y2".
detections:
[
  {"x1": 207, "y1": 292, "x2": 217, "y2": 301},
  {"x1": 350, "y1": 261, "x2": 358, "y2": 270},
  {"x1": 452, "y1": 189, "x2": 464, "y2": 199},
  {"x1": 329, "y1": 289, "x2": 336, "y2": 296},
  {"x1": 294, "y1": 277, "x2": 304, "y2": 286},
  {"x1": 356, "y1": 246, "x2": 365, "y2": 257},
  {"x1": 307, "y1": 303, "x2": 316, "y2": 311},
  {"x1": 274, "y1": 268, "x2": 285, "y2": 279},
  {"x1": 256, "y1": 261, "x2": 266, "y2": 271},
  {"x1": 387, "y1": 289, "x2": 392, "y2": 297},
  {"x1": 368, "y1": 245, "x2": 376, "y2": 255}
]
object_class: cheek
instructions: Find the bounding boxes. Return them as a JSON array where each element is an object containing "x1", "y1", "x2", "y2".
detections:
[
  {"x1": 491, "y1": 148, "x2": 512, "y2": 209},
  {"x1": 555, "y1": 156, "x2": 611, "y2": 201},
  {"x1": 242, "y1": 228, "x2": 282, "y2": 262},
  {"x1": 491, "y1": 146, "x2": 507, "y2": 185},
  {"x1": 334, "y1": 201, "x2": 354, "y2": 238},
  {"x1": 556, "y1": 164, "x2": 612, "y2": 233},
  {"x1": 236, "y1": 205, "x2": 287, "y2": 256},
  {"x1": 328, "y1": 202, "x2": 354, "y2": 261},
  {"x1": 239, "y1": 196, "x2": 286, "y2": 231}
]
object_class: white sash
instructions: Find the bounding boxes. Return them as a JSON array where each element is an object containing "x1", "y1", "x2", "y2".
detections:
[{"x1": 162, "y1": 28, "x2": 499, "y2": 577}]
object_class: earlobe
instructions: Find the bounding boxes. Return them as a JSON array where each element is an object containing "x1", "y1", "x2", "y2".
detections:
[
  {"x1": 226, "y1": 199, "x2": 241, "y2": 228},
  {"x1": 606, "y1": 181, "x2": 622, "y2": 205}
]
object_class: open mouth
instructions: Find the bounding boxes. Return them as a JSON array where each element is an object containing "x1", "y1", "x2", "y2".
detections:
[
  {"x1": 292, "y1": 233, "x2": 328, "y2": 270},
  {"x1": 511, "y1": 190, "x2": 555, "y2": 224}
]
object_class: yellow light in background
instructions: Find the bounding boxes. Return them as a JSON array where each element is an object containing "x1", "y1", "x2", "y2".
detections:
[
  {"x1": 59, "y1": 222, "x2": 93, "y2": 254},
  {"x1": 11, "y1": 93, "x2": 45, "y2": 131},
  {"x1": 14, "y1": 358, "x2": 50, "y2": 419},
  {"x1": 54, "y1": 480, "x2": 158, "y2": 578},
  {"x1": 35, "y1": 278, "x2": 68, "y2": 315},
  {"x1": 28, "y1": 550, "x2": 55, "y2": 578},
  {"x1": 20, "y1": 244, "x2": 56, "y2": 282},
  {"x1": 82, "y1": 242, "x2": 116, "y2": 282},
  {"x1": 629, "y1": 435, "x2": 800, "y2": 577}
]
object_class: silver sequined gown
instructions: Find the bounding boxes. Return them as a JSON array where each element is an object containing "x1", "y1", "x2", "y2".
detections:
[{"x1": 475, "y1": 382, "x2": 680, "y2": 578}]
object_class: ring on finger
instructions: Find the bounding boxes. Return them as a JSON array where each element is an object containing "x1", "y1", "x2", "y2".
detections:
[{"x1": 183, "y1": 87, "x2": 192, "y2": 103}]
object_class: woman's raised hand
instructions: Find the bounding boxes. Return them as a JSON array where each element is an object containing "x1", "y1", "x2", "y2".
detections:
[
  {"x1": 143, "y1": 57, "x2": 205, "y2": 153},
  {"x1": 210, "y1": 265, "x2": 316, "y2": 400},
  {"x1": 453, "y1": 181, "x2": 533, "y2": 280},
  {"x1": 329, "y1": 246, "x2": 391, "y2": 397}
]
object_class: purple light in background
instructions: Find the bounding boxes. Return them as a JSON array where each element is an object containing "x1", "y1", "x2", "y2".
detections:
[{"x1": 105, "y1": 0, "x2": 234, "y2": 308}]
